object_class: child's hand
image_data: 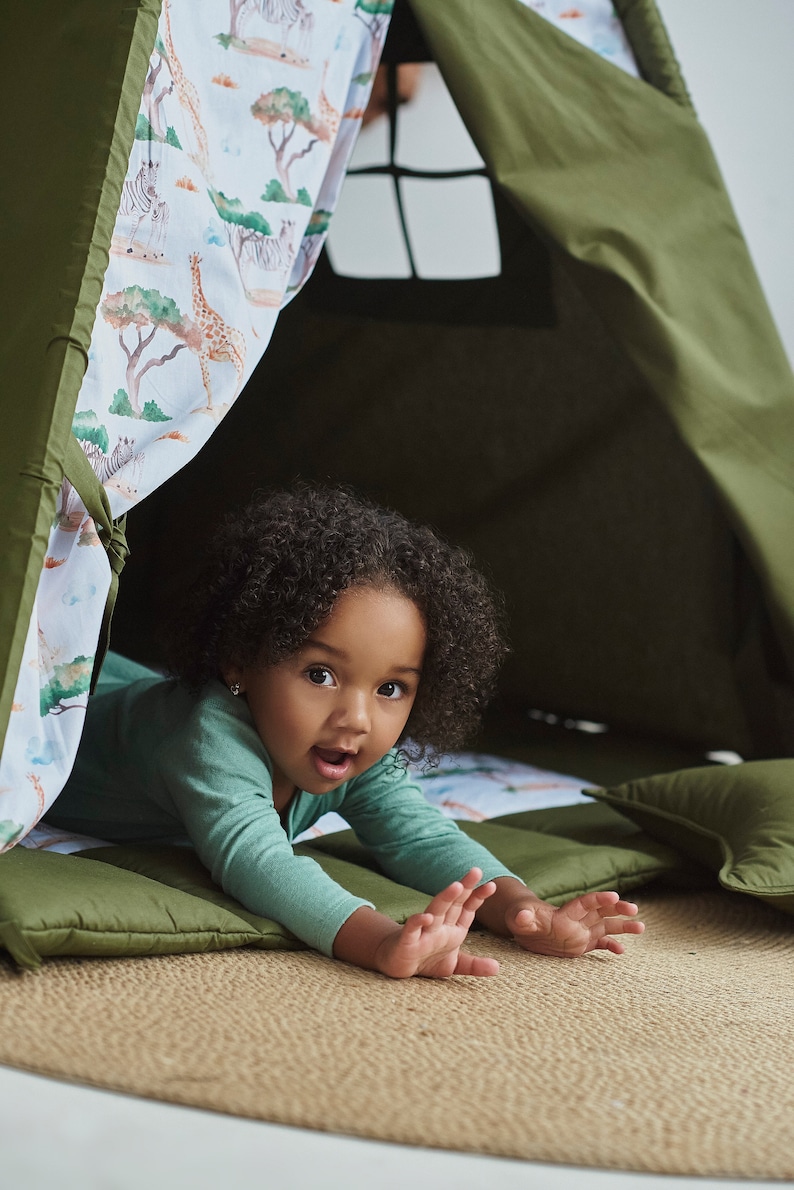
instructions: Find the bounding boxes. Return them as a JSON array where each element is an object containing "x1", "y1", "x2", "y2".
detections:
[
  {"x1": 506, "y1": 891, "x2": 645, "y2": 958},
  {"x1": 375, "y1": 868, "x2": 501, "y2": 979}
]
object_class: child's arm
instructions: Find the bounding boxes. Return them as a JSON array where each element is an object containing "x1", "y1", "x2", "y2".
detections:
[
  {"x1": 475, "y1": 876, "x2": 645, "y2": 957},
  {"x1": 333, "y1": 867, "x2": 501, "y2": 978}
]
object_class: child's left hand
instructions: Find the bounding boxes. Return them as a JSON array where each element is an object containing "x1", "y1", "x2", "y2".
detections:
[{"x1": 505, "y1": 890, "x2": 645, "y2": 957}]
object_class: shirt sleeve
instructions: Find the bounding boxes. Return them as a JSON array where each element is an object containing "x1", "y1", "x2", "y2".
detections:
[
  {"x1": 340, "y1": 753, "x2": 523, "y2": 895},
  {"x1": 160, "y1": 691, "x2": 374, "y2": 956}
]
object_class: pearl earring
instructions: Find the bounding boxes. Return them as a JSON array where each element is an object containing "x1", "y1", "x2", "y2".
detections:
[{"x1": 230, "y1": 682, "x2": 241, "y2": 696}]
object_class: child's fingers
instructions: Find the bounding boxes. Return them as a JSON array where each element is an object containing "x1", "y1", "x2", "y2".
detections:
[
  {"x1": 453, "y1": 951, "x2": 500, "y2": 977},
  {"x1": 565, "y1": 893, "x2": 640, "y2": 929},
  {"x1": 400, "y1": 911, "x2": 436, "y2": 944},
  {"x1": 458, "y1": 867, "x2": 486, "y2": 890},
  {"x1": 510, "y1": 907, "x2": 541, "y2": 936},
  {"x1": 462, "y1": 880, "x2": 496, "y2": 913},
  {"x1": 601, "y1": 917, "x2": 645, "y2": 936},
  {"x1": 452, "y1": 880, "x2": 497, "y2": 933},
  {"x1": 422, "y1": 880, "x2": 466, "y2": 923},
  {"x1": 595, "y1": 936, "x2": 626, "y2": 955},
  {"x1": 424, "y1": 870, "x2": 492, "y2": 925},
  {"x1": 567, "y1": 891, "x2": 620, "y2": 918}
]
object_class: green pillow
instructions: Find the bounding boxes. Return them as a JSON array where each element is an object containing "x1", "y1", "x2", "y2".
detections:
[
  {"x1": 589, "y1": 760, "x2": 794, "y2": 913},
  {"x1": 0, "y1": 847, "x2": 263, "y2": 971},
  {"x1": 84, "y1": 842, "x2": 430, "y2": 936},
  {"x1": 0, "y1": 843, "x2": 431, "y2": 971},
  {"x1": 304, "y1": 801, "x2": 692, "y2": 904},
  {"x1": 0, "y1": 802, "x2": 689, "y2": 970}
]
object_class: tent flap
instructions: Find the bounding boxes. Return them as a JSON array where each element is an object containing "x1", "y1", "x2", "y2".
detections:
[
  {"x1": 612, "y1": 0, "x2": 694, "y2": 110},
  {"x1": 0, "y1": 0, "x2": 159, "y2": 756},
  {"x1": 411, "y1": 0, "x2": 794, "y2": 678}
]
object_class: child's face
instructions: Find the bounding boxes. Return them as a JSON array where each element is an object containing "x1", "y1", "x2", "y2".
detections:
[{"x1": 227, "y1": 585, "x2": 426, "y2": 810}]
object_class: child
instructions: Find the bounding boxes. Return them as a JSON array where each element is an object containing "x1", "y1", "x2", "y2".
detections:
[{"x1": 50, "y1": 485, "x2": 644, "y2": 977}]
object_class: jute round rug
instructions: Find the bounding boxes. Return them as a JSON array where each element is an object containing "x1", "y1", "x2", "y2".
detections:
[{"x1": 2, "y1": 889, "x2": 793, "y2": 1179}]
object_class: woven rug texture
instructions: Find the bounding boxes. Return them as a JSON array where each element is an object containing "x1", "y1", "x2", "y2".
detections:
[{"x1": 2, "y1": 889, "x2": 794, "y2": 1178}]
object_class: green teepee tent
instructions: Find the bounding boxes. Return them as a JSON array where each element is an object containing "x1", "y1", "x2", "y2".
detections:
[{"x1": 2, "y1": 0, "x2": 794, "y2": 852}]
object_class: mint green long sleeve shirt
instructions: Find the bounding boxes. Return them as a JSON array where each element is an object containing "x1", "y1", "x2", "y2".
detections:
[{"x1": 49, "y1": 675, "x2": 518, "y2": 955}]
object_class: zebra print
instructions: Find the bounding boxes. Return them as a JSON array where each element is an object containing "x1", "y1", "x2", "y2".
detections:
[
  {"x1": 261, "y1": 0, "x2": 301, "y2": 23},
  {"x1": 58, "y1": 438, "x2": 145, "y2": 525},
  {"x1": 258, "y1": 0, "x2": 313, "y2": 58},
  {"x1": 242, "y1": 219, "x2": 297, "y2": 276},
  {"x1": 119, "y1": 160, "x2": 169, "y2": 256},
  {"x1": 82, "y1": 438, "x2": 137, "y2": 483}
]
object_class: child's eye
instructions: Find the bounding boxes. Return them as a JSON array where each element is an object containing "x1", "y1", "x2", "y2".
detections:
[
  {"x1": 306, "y1": 666, "x2": 335, "y2": 687},
  {"x1": 378, "y1": 681, "x2": 405, "y2": 700}
]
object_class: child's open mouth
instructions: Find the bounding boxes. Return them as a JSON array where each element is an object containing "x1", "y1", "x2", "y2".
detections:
[{"x1": 311, "y1": 746, "x2": 355, "y2": 781}]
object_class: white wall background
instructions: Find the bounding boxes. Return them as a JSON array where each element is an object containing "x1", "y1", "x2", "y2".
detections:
[{"x1": 640, "y1": 0, "x2": 793, "y2": 365}]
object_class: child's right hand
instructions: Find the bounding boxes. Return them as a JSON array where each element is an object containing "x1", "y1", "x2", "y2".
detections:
[
  {"x1": 333, "y1": 868, "x2": 500, "y2": 979},
  {"x1": 375, "y1": 868, "x2": 500, "y2": 979}
]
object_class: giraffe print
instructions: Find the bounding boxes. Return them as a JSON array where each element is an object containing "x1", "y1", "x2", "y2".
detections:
[
  {"x1": 25, "y1": 773, "x2": 47, "y2": 828},
  {"x1": 189, "y1": 252, "x2": 247, "y2": 415},
  {"x1": 315, "y1": 59, "x2": 341, "y2": 142},
  {"x1": 162, "y1": 0, "x2": 211, "y2": 176}
]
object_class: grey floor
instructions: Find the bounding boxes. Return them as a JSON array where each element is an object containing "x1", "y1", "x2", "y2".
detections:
[{"x1": 1, "y1": 1065, "x2": 787, "y2": 1190}]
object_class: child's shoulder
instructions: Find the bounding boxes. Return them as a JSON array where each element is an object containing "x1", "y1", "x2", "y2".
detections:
[
  {"x1": 345, "y1": 749, "x2": 417, "y2": 796},
  {"x1": 170, "y1": 679, "x2": 269, "y2": 760},
  {"x1": 90, "y1": 670, "x2": 239, "y2": 744},
  {"x1": 94, "y1": 651, "x2": 163, "y2": 695}
]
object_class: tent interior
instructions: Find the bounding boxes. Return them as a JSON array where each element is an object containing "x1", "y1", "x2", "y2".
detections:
[{"x1": 104, "y1": 1, "x2": 794, "y2": 787}]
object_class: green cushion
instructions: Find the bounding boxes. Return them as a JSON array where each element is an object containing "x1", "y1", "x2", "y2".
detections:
[
  {"x1": 0, "y1": 847, "x2": 263, "y2": 971},
  {"x1": 0, "y1": 802, "x2": 691, "y2": 970},
  {"x1": 589, "y1": 760, "x2": 794, "y2": 912},
  {"x1": 307, "y1": 804, "x2": 692, "y2": 905},
  {"x1": 83, "y1": 842, "x2": 431, "y2": 939}
]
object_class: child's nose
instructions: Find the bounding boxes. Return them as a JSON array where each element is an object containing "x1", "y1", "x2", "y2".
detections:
[{"x1": 335, "y1": 691, "x2": 370, "y2": 734}]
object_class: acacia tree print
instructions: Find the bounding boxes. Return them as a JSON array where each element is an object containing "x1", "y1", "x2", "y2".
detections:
[
  {"x1": 355, "y1": 0, "x2": 394, "y2": 77},
  {"x1": 101, "y1": 287, "x2": 200, "y2": 419},
  {"x1": 290, "y1": 207, "x2": 331, "y2": 291},
  {"x1": 208, "y1": 188, "x2": 275, "y2": 290},
  {"x1": 251, "y1": 87, "x2": 319, "y2": 204},
  {"x1": 136, "y1": 37, "x2": 182, "y2": 146}
]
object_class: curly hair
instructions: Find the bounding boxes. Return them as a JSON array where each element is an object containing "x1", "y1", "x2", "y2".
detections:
[{"x1": 166, "y1": 484, "x2": 508, "y2": 761}]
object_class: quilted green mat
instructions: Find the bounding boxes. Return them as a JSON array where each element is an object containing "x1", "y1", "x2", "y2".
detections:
[{"x1": 0, "y1": 802, "x2": 700, "y2": 971}]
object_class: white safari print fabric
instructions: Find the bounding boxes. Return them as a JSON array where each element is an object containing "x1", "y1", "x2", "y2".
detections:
[
  {"x1": 519, "y1": 0, "x2": 639, "y2": 76},
  {"x1": 0, "y1": 0, "x2": 392, "y2": 851}
]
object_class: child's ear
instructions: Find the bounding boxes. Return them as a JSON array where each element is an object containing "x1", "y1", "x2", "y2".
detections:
[{"x1": 221, "y1": 664, "x2": 245, "y2": 694}]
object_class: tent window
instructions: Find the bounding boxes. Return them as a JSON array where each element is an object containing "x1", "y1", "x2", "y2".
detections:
[
  {"x1": 400, "y1": 176, "x2": 501, "y2": 281},
  {"x1": 310, "y1": 62, "x2": 554, "y2": 328},
  {"x1": 394, "y1": 64, "x2": 484, "y2": 173},
  {"x1": 326, "y1": 64, "x2": 498, "y2": 284},
  {"x1": 325, "y1": 177, "x2": 412, "y2": 280}
]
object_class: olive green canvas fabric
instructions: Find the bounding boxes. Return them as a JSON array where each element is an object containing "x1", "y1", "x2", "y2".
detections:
[
  {"x1": 590, "y1": 760, "x2": 794, "y2": 912},
  {"x1": 0, "y1": 0, "x2": 159, "y2": 752},
  {"x1": 410, "y1": 0, "x2": 794, "y2": 682},
  {"x1": 0, "y1": 802, "x2": 689, "y2": 970}
]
